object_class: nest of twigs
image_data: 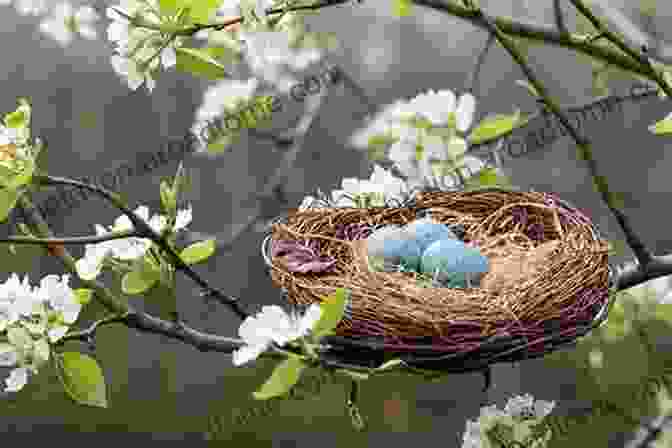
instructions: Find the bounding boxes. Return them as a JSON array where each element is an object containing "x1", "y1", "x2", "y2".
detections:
[{"x1": 261, "y1": 187, "x2": 616, "y2": 373}]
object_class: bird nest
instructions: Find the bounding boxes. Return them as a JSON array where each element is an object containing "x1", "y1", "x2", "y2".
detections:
[{"x1": 261, "y1": 187, "x2": 616, "y2": 373}]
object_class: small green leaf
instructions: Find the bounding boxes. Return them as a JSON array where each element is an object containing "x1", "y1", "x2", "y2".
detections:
[
  {"x1": 311, "y1": 288, "x2": 349, "y2": 339},
  {"x1": 175, "y1": 47, "x2": 230, "y2": 81},
  {"x1": 158, "y1": 0, "x2": 181, "y2": 13},
  {"x1": 654, "y1": 303, "x2": 672, "y2": 324},
  {"x1": 73, "y1": 289, "x2": 93, "y2": 306},
  {"x1": 0, "y1": 188, "x2": 19, "y2": 222},
  {"x1": 415, "y1": 144, "x2": 424, "y2": 162},
  {"x1": 4, "y1": 98, "x2": 31, "y2": 130},
  {"x1": 649, "y1": 114, "x2": 672, "y2": 135},
  {"x1": 253, "y1": 356, "x2": 306, "y2": 400},
  {"x1": 464, "y1": 167, "x2": 512, "y2": 189},
  {"x1": 160, "y1": 179, "x2": 177, "y2": 217},
  {"x1": 0, "y1": 343, "x2": 15, "y2": 357},
  {"x1": 121, "y1": 255, "x2": 161, "y2": 295},
  {"x1": 639, "y1": 0, "x2": 657, "y2": 16},
  {"x1": 179, "y1": 239, "x2": 216, "y2": 265},
  {"x1": 33, "y1": 338, "x2": 50, "y2": 365},
  {"x1": 185, "y1": 0, "x2": 221, "y2": 22},
  {"x1": 393, "y1": 0, "x2": 412, "y2": 17},
  {"x1": 368, "y1": 134, "x2": 397, "y2": 148},
  {"x1": 468, "y1": 110, "x2": 522, "y2": 145},
  {"x1": 56, "y1": 351, "x2": 108, "y2": 408}
]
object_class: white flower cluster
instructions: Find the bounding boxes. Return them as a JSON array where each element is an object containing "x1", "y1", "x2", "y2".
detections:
[
  {"x1": 233, "y1": 303, "x2": 322, "y2": 366},
  {"x1": 106, "y1": 0, "x2": 186, "y2": 91},
  {"x1": 0, "y1": 0, "x2": 100, "y2": 47},
  {"x1": 38, "y1": 2, "x2": 99, "y2": 47},
  {"x1": 298, "y1": 164, "x2": 409, "y2": 210},
  {"x1": 0, "y1": 0, "x2": 48, "y2": 16},
  {"x1": 0, "y1": 273, "x2": 83, "y2": 393},
  {"x1": 75, "y1": 204, "x2": 192, "y2": 281},
  {"x1": 350, "y1": 89, "x2": 485, "y2": 190},
  {"x1": 461, "y1": 394, "x2": 556, "y2": 448}
]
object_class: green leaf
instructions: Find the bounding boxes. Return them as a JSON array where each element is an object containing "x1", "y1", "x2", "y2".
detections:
[
  {"x1": 393, "y1": 0, "x2": 412, "y2": 17},
  {"x1": 158, "y1": 0, "x2": 181, "y2": 13},
  {"x1": 468, "y1": 109, "x2": 522, "y2": 145},
  {"x1": 175, "y1": 47, "x2": 230, "y2": 81},
  {"x1": 179, "y1": 239, "x2": 216, "y2": 265},
  {"x1": 4, "y1": 98, "x2": 31, "y2": 130},
  {"x1": 0, "y1": 188, "x2": 19, "y2": 222},
  {"x1": 121, "y1": 255, "x2": 161, "y2": 295},
  {"x1": 592, "y1": 68, "x2": 611, "y2": 98},
  {"x1": 253, "y1": 356, "x2": 306, "y2": 400},
  {"x1": 311, "y1": 288, "x2": 349, "y2": 339},
  {"x1": 73, "y1": 289, "x2": 93, "y2": 306},
  {"x1": 648, "y1": 114, "x2": 672, "y2": 135},
  {"x1": 0, "y1": 343, "x2": 15, "y2": 357},
  {"x1": 601, "y1": 299, "x2": 629, "y2": 341},
  {"x1": 185, "y1": 0, "x2": 221, "y2": 23},
  {"x1": 33, "y1": 338, "x2": 50, "y2": 366},
  {"x1": 207, "y1": 133, "x2": 237, "y2": 154},
  {"x1": 654, "y1": 303, "x2": 672, "y2": 324},
  {"x1": 160, "y1": 179, "x2": 177, "y2": 217},
  {"x1": 639, "y1": 0, "x2": 657, "y2": 16},
  {"x1": 464, "y1": 167, "x2": 512, "y2": 189},
  {"x1": 56, "y1": 352, "x2": 108, "y2": 408}
]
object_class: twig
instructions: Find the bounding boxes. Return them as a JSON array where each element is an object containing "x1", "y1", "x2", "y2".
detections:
[
  {"x1": 31, "y1": 174, "x2": 250, "y2": 320},
  {"x1": 554, "y1": 0, "x2": 570, "y2": 36}
]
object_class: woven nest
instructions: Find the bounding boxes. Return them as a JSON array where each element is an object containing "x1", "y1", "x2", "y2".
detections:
[{"x1": 262, "y1": 187, "x2": 616, "y2": 373}]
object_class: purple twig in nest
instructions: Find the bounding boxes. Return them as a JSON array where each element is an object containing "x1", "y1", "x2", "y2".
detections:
[
  {"x1": 512, "y1": 206, "x2": 529, "y2": 227},
  {"x1": 271, "y1": 239, "x2": 336, "y2": 273},
  {"x1": 526, "y1": 222, "x2": 545, "y2": 241},
  {"x1": 334, "y1": 223, "x2": 374, "y2": 241}
]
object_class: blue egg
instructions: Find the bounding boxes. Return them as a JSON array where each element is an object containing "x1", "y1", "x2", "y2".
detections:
[
  {"x1": 366, "y1": 225, "x2": 422, "y2": 272},
  {"x1": 403, "y1": 217, "x2": 458, "y2": 253},
  {"x1": 420, "y1": 238, "x2": 489, "y2": 288}
]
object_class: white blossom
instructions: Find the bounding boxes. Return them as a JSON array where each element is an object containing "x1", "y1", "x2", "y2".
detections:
[
  {"x1": 232, "y1": 304, "x2": 322, "y2": 366},
  {"x1": 240, "y1": 30, "x2": 322, "y2": 92},
  {"x1": 106, "y1": 2, "x2": 180, "y2": 91},
  {"x1": 460, "y1": 394, "x2": 556, "y2": 448},
  {"x1": 36, "y1": 274, "x2": 81, "y2": 326},
  {"x1": 75, "y1": 205, "x2": 193, "y2": 281},
  {"x1": 330, "y1": 164, "x2": 409, "y2": 207},
  {"x1": 39, "y1": 2, "x2": 100, "y2": 46},
  {"x1": 4, "y1": 367, "x2": 28, "y2": 393},
  {"x1": 14, "y1": 0, "x2": 47, "y2": 15}
]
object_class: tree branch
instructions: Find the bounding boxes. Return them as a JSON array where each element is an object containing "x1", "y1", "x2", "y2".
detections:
[
  {"x1": 31, "y1": 174, "x2": 250, "y2": 320},
  {"x1": 0, "y1": 229, "x2": 136, "y2": 246}
]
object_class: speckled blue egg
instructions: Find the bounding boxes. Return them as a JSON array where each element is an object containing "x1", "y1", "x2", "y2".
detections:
[
  {"x1": 420, "y1": 238, "x2": 490, "y2": 288},
  {"x1": 366, "y1": 225, "x2": 422, "y2": 272},
  {"x1": 403, "y1": 217, "x2": 458, "y2": 253}
]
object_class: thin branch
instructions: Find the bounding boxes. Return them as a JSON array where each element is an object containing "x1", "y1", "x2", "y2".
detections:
[
  {"x1": 553, "y1": 0, "x2": 570, "y2": 36},
  {"x1": 0, "y1": 229, "x2": 136, "y2": 246},
  {"x1": 568, "y1": 0, "x2": 672, "y2": 99},
  {"x1": 209, "y1": 68, "x2": 330, "y2": 250},
  {"x1": 471, "y1": 5, "x2": 654, "y2": 272},
  {"x1": 31, "y1": 174, "x2": 250, "y2": 320},
  {"x1": 626, "y1": 413, "x2": 672, "y2": 448},
  {"x1": 464, "y1": 32, "x2": 496, "y2": 96}
]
